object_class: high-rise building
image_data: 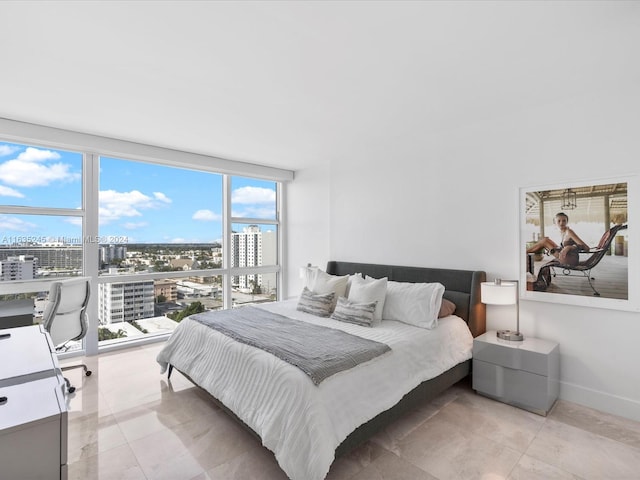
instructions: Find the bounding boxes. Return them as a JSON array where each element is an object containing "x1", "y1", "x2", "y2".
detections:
[
  {"x1": 0, "y1": 245, "x2": 81, "y2": 271},
  {"x1": 261, "y1": 230, "x2": 277, "y2": 295},
  {"x1": 99, "y1": 244, "x2": 127, "y2": 266},
  {"x1": 0, "y1": 255, "x2": 37, "y2": 281},
  {"x1": 98, "y1": 280, "x2": 155, "y2": 324},
  {"x1": 231, "y1": 225, "x2": 263, "y2": 289}
]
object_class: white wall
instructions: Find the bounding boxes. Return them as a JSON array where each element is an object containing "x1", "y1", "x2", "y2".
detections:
[
  {"x1": 312, "y1": 85, "x2": 640, "y2": 421},
  {"x1": 282, "y1": 4, "x2": 640, "y2": 420},
  {"x1": 285, "y1": 162, "x2": 331, "y2": 297}
]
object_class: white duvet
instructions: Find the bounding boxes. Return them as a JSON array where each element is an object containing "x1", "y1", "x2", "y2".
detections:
[{"x1": 156, "y1": 299, "x2": 473, "y2": 480}]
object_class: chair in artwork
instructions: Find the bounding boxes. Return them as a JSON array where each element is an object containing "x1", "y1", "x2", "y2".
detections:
[
  {"x1": 42, "y1": 277, "x2": 93, "y2": 393},
  {"x1": 536, "y1": 223, "x2": 628, "y2": 296}
]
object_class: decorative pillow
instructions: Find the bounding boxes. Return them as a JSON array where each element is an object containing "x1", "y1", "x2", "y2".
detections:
[
  {"x1": 296, "y1": 287, "x2": 335, "y2": 317},
  {"x1": 331, "y1": 296, "x2": 377, "y2": 327},
  {"x1": 438, "y1": 298, "x2": 456, "y2": 318},
  {"x1": 310, "y1": 270, "x2": 349, "y2": 311},
  {"x1": 348, "y1": 275, "x2": 388, "y2": 324},
  {"x1": 382, "y1": 280, "x2": 445, "y2": 329}
]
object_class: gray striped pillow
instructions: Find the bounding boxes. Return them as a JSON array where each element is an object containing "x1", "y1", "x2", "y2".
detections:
[
  {"x1": 297, "y1": 287, "x2": 335, "y2": 317},
  {"x1": 331, "y1": 296, "x2": 377, "y2": 327}
]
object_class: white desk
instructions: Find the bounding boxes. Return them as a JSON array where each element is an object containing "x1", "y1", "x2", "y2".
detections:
[
  {"x1": 0, "y1": 325, "x2": 68, "y2": 479},
  {"x1": 0, "y1": 298, "x2": 34, "y2": 329}
]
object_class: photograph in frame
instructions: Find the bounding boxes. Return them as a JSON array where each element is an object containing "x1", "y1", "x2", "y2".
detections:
[{"x1": 520, "y1": 176, "x2": 638, "y2": 311}]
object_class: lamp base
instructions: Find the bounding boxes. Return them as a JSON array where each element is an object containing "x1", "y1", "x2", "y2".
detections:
[{"x1": 496, "y1": 329, "x2": 524, "y2": 341}]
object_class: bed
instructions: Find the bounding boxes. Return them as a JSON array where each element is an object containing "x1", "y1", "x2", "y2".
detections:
[{"x1": 157, "y1": 261, "x2": 486, "y2": 480}]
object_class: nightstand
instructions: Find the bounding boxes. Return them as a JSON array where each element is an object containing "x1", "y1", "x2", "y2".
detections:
[{"x1": 472, "y1": 331, "x2": 560, "y2": 416}]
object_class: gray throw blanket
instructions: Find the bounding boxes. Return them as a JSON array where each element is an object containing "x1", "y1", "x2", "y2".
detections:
[{"x1": 190, "y1": 306, "x2": 391, "y2": 385}]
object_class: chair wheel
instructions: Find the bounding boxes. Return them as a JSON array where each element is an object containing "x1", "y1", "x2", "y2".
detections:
[
  {"x1": 68, "y1": 386, "x2": 76, "y2": 394},
  {"x1": 85, "y1": 370, "x2": 92, "y2": 377}
]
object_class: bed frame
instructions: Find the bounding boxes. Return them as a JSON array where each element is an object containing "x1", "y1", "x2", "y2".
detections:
[
  {"x1": 326, "y1": 261, "x2": 486, "y2": 456},
  {"x1": 169, "y1": 261, "x2": 486, "y2": 463}
]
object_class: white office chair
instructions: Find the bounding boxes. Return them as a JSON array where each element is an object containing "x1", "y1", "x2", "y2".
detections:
[{"x1": 42, "y1": 277, "x2": 92, "y2": 394}]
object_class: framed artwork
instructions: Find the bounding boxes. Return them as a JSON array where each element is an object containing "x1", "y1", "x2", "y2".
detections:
[{"x1": 520, "y1": 175, "x2": 639, "y2": 311}]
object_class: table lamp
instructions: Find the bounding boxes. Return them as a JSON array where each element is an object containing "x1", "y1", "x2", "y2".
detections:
[
  {"x1": 481, "y1": 279, "x2": 523, "y2": 341},
  {"x1": 299, "y1": 263, "x2": 318, "y2": 288}
]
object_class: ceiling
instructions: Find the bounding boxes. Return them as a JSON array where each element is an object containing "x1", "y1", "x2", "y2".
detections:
[{"x1": 1, "y1": 1, "x2": 638, "y2": 172}]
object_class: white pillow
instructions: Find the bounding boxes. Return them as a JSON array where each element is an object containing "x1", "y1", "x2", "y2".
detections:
[
  {"x1": 348, "y1": 275, "x2": 388, "y2": 323},
  {"x1": 382, "y1": 280, "x2": 445, "y2": 329},
  {"x1": 344, "y1": 272, "x2": 363, "y2": 298},
  {"x1": 311, "y1": 270, "x2": 349, "y2": 298}
]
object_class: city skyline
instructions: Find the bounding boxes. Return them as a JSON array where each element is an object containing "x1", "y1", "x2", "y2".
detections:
[{"x1": 0, "y1": 141, "x2": 277, "y2": 244}]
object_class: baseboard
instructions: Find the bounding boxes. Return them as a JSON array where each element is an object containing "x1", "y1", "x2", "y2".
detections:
[{"x1": 560, "y1": 380, "x2": 640, "y2": 422}]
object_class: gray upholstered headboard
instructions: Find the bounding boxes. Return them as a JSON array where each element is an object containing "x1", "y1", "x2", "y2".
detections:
[{"x1": 326, "y1": 261, "x2": 487, "y2": 337}]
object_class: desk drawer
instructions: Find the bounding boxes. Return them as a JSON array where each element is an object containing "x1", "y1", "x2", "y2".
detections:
[{"x1": 0, "y1": 376, "x2": 66, "y2": 479}]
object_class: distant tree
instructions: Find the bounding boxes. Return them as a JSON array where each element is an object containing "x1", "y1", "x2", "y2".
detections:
[
  {"x1": 130, "y1": 320, "x2": 148, "y2": 334},
  {"x1": 168, "y1": 301, "x2": 205, "y2": 323},
  {"x1": 156, "y1": 294, "x2": 167, "y2": 303},
  {"x1": 98, "y1": 327, "x2": 127, "y2": 341},
  {"x1": 249, "y1": 280, "x2": 262, "y2": 295}
]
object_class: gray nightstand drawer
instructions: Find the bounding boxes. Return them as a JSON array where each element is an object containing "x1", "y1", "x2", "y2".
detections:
[
  {"x1": 472, "y1": 331, "x2": 560, "y2": 416},
  {"x1": 473, "y1": 335, "x2": 558, "y2": 377},
  {"x1": 473, "y1": 359, "x2": 556, "y2": 415}
]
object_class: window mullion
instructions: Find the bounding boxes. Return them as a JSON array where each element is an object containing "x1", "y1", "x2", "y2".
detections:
[
  {"x1": 223, "y1": 175, "x2": 232, "y2": 309},
  {"x1": 83, "y1": 153, "x2": 100, "y2": 355}
]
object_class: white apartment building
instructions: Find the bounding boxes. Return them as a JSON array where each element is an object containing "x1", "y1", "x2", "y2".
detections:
[
  {"x1": 231, "y1": 225, "x2": 263, "y2": 290},
  {"x1": 98, "y1": 280, "x2": 155, "y2": 324},
  {"x1": 230, "y1": 226, "x2": 277, "y2": 294},
  {"x1": 99, "y1": 245, "x2": 127, "y2": 266},
  {"x1": 0, "y1": 255, "x2": 37, "y2": 281}
]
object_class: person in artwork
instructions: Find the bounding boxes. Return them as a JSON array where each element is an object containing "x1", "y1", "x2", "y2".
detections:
[{"x1": 526, "y1": 212, "x2": 590, "y2": 266}]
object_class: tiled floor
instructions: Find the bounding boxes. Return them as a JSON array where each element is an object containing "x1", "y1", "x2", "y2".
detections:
[{"x1": 62, "y1": 342, "x2": 640, "y2": 480}]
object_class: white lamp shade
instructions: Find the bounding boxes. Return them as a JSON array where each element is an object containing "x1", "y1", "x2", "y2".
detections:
[
  {"x1": 481, "y1": 281, "x2": 517, "y2": 305},
  {"x1": 300, "y1": 265, "x2": 319, "y2": 288}
]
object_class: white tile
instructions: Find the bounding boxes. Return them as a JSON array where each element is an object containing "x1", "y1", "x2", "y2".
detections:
[
  {"x1": 526, "y1": 419, "x2": 640, "y2": 479},
  {"x1": 64, "y1": 344, "x2": 640, "y2": 480}
]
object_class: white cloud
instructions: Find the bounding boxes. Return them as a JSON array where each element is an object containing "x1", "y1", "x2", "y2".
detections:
[
  {"x1": 17, "y1": 147, "x2": 61, "y2": 162},
  {"x1": 0, "y1": 145, "x2": 20, "y2": 157},
  {"x1": 0, "y1": 185, "x2": 24, "y2": 197},
  {"x1": 0, "y1": 159, "x2": 80, "y2": 187},
  {"x1": 0, "y1": 147, "x2": 79, "y2": 187},
  {"x1": 122, "y1": 221, "x2": 148, "y2": 230},
  {"x1": 231, "y1": 186, "x2": 276, "y2": 204},
  {"x1": 0, "y1": 215, "x2": 36, "y2": 232},
  {"x1": 192, "y1": 209, "x2": 220, "y2": 221},
  {"x1": 231, "y1": 206, "x2": 276, "y2": 219},
  {"x1": 153, "y1": 192, "x2": 172, "y2": 204},
  {"x1": 99, "y1": 189, "x2": 172, "y2": 224}
]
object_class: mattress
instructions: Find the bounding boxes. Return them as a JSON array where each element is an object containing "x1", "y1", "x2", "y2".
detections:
[{"x1": 156, "y1": 298, "x2": 473, "y2": 480}]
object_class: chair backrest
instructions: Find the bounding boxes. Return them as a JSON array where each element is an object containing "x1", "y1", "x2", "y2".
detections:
[
  {"x1": 580, "y1": 224, "x2": 628, "y2": 268},
  {"x1": 596, "y1": 223, "x2": 627, "y2": 249},
  {"x1": 42, "y1": 277, "x2": 90, "y2": 348}
]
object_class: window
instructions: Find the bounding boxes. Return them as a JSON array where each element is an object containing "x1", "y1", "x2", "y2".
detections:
[
  {"x1": 98, "y1": 157, "x2": 223, "y2": 275},
  {"x1": 0, "y1": 121, "x2": 290, "y2": 354},
  {"x1": 230, "y1": 177, "x2": 279, "y2": 304},
  {"x1": 0, "y1": 142, "x2": 84, "y2": 279}
]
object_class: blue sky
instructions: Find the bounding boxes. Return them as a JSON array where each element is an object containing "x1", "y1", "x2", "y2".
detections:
[{"x1": 0, "y1": 141, "x2": 277, "y2": 244}]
